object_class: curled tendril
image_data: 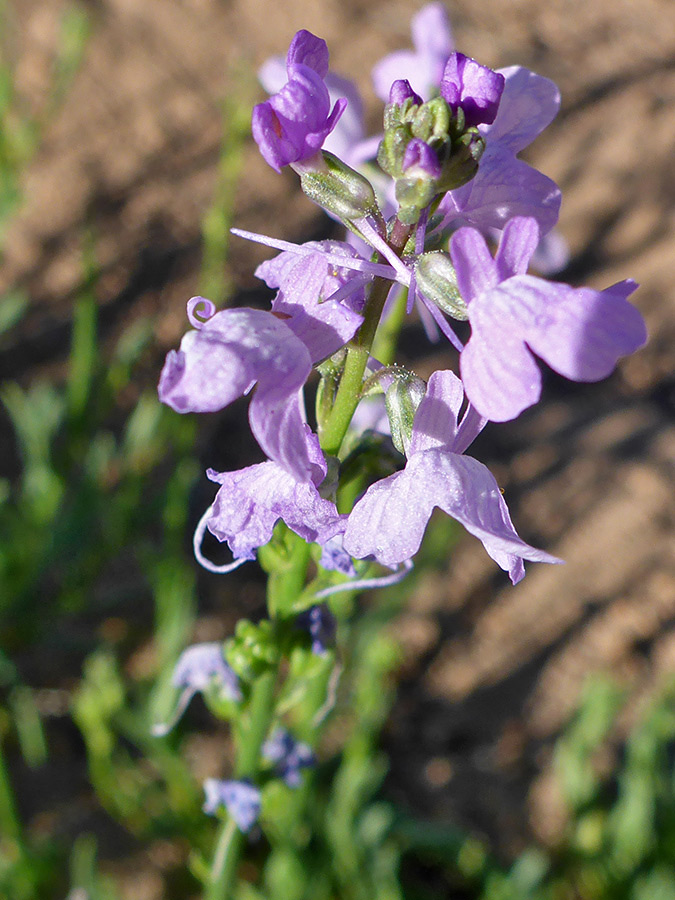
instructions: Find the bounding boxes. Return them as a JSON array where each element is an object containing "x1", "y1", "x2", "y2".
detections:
[
  {"x1": 193, "y1": 505, "x2": 248, "y2": 574},
  {"x1": 187, "y1": 296, "x2": 217, "y2": 329},
  {"x1": 314, "y1": 558, "x2": 413, "y2": 599}
]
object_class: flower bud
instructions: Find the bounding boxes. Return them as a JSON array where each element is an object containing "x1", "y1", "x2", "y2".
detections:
[
  {"x1": 434, "y1": 127, "x2": 485, "y2": 193},
  {"x1": 394, "y1": 138, "x2": 443, "y2": 224},
  {"x1": 378, "y1": 88, "x2": 486, "y2": 223},
  {"x1": 414, "y1": 251, "x2": 468, "y2": 320},
  {"x1": 411, "y1": 96, "x2": 452, "y2": 145},
  {"x1": 389, "y1": 78, "x2": 423, "y2": 107},
  {"x1": 298, "y1": 151, "x2": 380, "y2": 224},
  {"x1": 226, "y1": 619, "x2": 277, "y2": 680},
  {"x1": 440, "y1": 52, "x2": 505, "y2": 128}
]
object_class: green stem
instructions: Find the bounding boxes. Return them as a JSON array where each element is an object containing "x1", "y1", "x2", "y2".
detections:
[
  {"x1": 371, "y1": 285, "x2": 409, "y2": 366},
  {"x1": 206, "y1": 662, "x2": 279, "y2": 900},
  {"x1": 0, "y1": 734, "x2": 23, "y2": 844},
  {"x1": 206, "y1": 819, "x2": 242, "y2": 900},
  {"x1": 319, "y1": 220, "x2": 412, "y2": 457},
  {"x1": 205, "y1": 533, "x2": 311, "y2": 900}
]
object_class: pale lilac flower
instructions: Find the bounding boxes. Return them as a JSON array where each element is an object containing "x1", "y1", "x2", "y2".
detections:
[
  {"x1": 159, "y1": 301, "x2": 315, "y2": 482},
  {"x1": 252, "y1": 30, "x2": 347, "y2": 172},
  {"x1": 440, "y1": 53, "x2": 505, "y2": 127},
  {"x1": 203, "y1": 778, "x2": 261, "y2": 832},
  {"x1": 296, "y1": 604, "x2": 337, "y2": 655},
  {"x1": 343, "y1": 370, "x2": 561, "y2": 584},
  {"x1": 152, "y1": 642, "x2": 241, "y2": 737},
  {"x1": 263, "y1": 729, "x2": 315, "y2": 787},
  {"x1": 450, "y1": 217, "x2": 648, "y2": 421},
  {"x1": 205, "y1": 428, "x2": 344, "y2": 562},
  {"x1": 372, "y1": 3, "x2": 454, "y2": 101},
  {"x1": 255, "y1": 240, "x2": 367, "y2": 362}
]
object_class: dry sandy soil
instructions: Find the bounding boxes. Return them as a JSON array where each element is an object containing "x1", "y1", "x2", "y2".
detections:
[{"x1": 2, "y1": 0, "x2": 675, "y2": 876}]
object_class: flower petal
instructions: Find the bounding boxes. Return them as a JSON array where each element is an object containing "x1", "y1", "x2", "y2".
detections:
[
  {"x1": 449, "y1": 227, "x2": 498, "y2": 302},
  {"x1": 343, "y1": 468, "x2": 433, "y2": 566},
  {"x1": 411, "y1": 2, "x2": 454, "y2": 62},
  {"x1": 207, "y1": 455, "x2": 342, "y2": 561},
  {"x1": 409, "y1": 370, "x2": 463, "y2": 455},
  {"x1": 344, "y1": 449, "x2": 560, "y2": 582},
  {"x1": 322, "y1": 72, "x2": 365, "y2": 159},
  {"x1": 407, "y1": 452, "x2": 560, "y2": 583},
  {"x1": 256, "y1": 241, "x2": 365, "y2": 362},
  {"x1": 494, "y1": 216, "x2": 540, "y2": 280},
  {"x1": 159, "y1": 308, "x2": 314, "y2": 480},
  {"x1": 443, "y1": 146, "x2": 561, "y2": 235},
  {"x1": 372, "y1": 2, "x2": 454, "y2": 101},
  {"x1": 520, "y1": 277, "x2": 647, "y2": 381},
  {"x1": 286, "y1": 29, "x2": 330, "y2": 77},
  {"x1": 252, "y1": 62, "x2": 343, "y2": 171},
  {"x1": 483, "y1": 66, "x2": 561, "y2": 153},
  {"x1": 460, "y1": 325, "x2": 542, "y2": 422}
]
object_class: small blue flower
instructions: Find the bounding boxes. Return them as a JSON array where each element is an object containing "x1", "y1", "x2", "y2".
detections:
[
  {"x1": 203, "y1": 778, "x2": 261, "y2": 833},
  {"x1": 172, "y1": 642, "x2": 241, "y2": 698},
  {"x1": 152, "y1": 643, "x2": 241, "y2": 736},
  {"x1": 296, "y1": 605, "x2": 336, "y2": 656},
  {"x1": 263, "y1": 728, "x2": 315, "y2": 788}
]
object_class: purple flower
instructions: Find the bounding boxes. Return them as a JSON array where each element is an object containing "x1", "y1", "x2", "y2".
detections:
[
  {"x1": 259, "y1": 52, "x2": 377, "y2": 168},
  {"x1": 205, "y1": 428, "x2": 344, "y2": 562},
  {"x1": 159, "y1": 301, "x2": 316, "y2": 482},
  {"x1": 262, "y1": 729, "x2": 315, "y2": 788},
  {"x1": 152, "y1": 642, "x2": 241, "y2": 736},
  {"x1": 252, "y1": 30, "x2": 347, "y2": 172},
  {"x1": 296, "y1": 604, "x2": 337, "y2": 655},
  {"x1": 372, "y1": 3, "x2": 454, "y2": 101},
  {"x1": 343, "y1": 370, "x2": 561, "y2": 584},
  {"x1": 440, "y1": 53, "x2": 505, "y2": 127},
  {"x1": 450, "y1": 217, "x2": 648, "y2": 421},
  {"x1": 203, "y1": 778, "x2": 261, "y2": 832},
  {"x1": 255, "y1": 240, "x2": 366, "y2": 362},
  {"x1": 438, "y1": 66, "x2": 562, "y2": 234}
]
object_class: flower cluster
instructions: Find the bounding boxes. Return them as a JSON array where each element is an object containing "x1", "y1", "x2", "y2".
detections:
[
  {"x1": 161, "y1": 5, "x2": 645, "y2": 589},
  {"x1": 158, "y1": 4, "x2": 647, "y2": 835}
]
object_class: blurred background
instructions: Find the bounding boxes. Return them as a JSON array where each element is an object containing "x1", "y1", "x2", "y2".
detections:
[{"x1": 1, "y1": 0, "x2": 674, "y2": 897}]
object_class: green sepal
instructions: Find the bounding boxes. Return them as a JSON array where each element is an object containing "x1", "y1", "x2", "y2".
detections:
[
  {"x1": 414, "y1": 251, "x2": 468, "y2": 320},
  {"x1": 383, "y1": 374, "x2": 427, "y2": 454},
  {"x1": 300, "y1": 151, "x2": 381, "y2": 225}
]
